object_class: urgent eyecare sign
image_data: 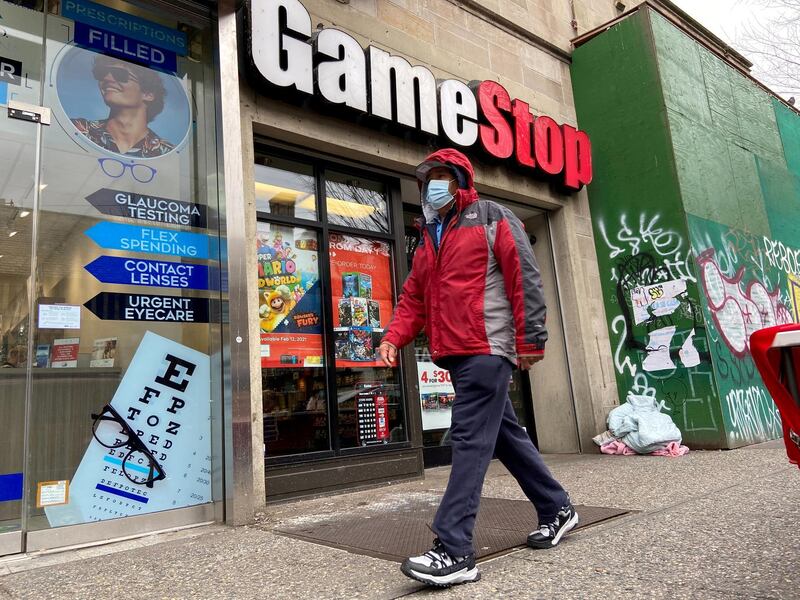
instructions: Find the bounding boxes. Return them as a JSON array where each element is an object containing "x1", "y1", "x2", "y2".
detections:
[{"x1": 247, "y1": 0, "x2": 593, "y2": 190}]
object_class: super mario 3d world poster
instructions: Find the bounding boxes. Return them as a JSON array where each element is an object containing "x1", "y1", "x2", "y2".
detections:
[{"x1": 257, "y1": 223, "x2": 324, "y2": 368}]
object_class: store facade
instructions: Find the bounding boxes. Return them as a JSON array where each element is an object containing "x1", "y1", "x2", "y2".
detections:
[
  {"x1": 0, "y1": 0, "x2": 224, "y2": 556},
  {"x1": 1, "y1": 0, "x2": 629, "y2": 556},
  {"x1": 220, "y1": 0, "x2": 622, "y2": 502}
]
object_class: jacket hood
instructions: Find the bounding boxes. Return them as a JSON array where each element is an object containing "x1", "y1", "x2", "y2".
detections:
[{"x1": 416, "y1": 148, "x2": 479, "y2": 223}]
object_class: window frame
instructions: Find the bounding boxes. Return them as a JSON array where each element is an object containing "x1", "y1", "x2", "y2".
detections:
[{"x1": 255, "y1": 143, "x2": 412, "y2": 465}]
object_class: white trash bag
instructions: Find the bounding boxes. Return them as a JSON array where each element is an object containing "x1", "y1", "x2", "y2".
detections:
[{"x1": 607, "y1": 392, "x2": 682, "y2": 454}]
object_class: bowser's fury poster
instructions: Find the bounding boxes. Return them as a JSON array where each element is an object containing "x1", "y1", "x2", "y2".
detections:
[{"x1": 257, "y1": 223, "x2": 324, "y2": 368}]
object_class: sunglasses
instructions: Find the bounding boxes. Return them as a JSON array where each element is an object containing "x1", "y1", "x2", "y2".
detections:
[{"x1": 93, "y1": 65, "x2": 140, "y2": 84}]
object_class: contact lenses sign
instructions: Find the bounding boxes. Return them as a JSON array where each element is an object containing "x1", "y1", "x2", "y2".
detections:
[
  {"x1": 45, "y1": 332, "x2": 211, "y2": 526},
  {"x1": 85, "y1": 256, "x2": 210, "y2": 290}
]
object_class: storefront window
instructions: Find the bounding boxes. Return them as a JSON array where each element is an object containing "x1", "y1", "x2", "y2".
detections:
[
  {"x1": 255, "y1": 156, "x2": 316, "y2": 220},
  {"x1": 258, "y1": 223, "x2": 329, "y2": 456},
  {"x1": 329, "y1": 233, "x2": 404, "y2": 447},
  {"x1": 0, "y1": 0, "x2": 223, "y2": 535},
  {"x1": 256, "y1": 151, "x2": 407, "y2": 459},
  {"x1": 325, "y1": 171, "x2": 389, "y2": 233}
]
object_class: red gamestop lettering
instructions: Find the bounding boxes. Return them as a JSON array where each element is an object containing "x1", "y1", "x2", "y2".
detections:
[{"x1": 475, "y1": 81, "x2": 591, "y2": 189}]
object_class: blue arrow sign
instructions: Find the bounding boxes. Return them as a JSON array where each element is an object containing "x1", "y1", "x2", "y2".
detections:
[
  {"x1": 84, "y1": 222, "x2": 211, "y2": 259},
  {"x1": 85, "y1": 256, "x2": 210, "y2": 290}
]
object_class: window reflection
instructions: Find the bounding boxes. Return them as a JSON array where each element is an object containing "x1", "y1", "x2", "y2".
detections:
[
  {"x1": 325, "y1": 171, "x2": 389, "y2": 233},
  {"x1": 262, "y1": 368, "x2": 329, "y2": 456},
  {"x1": 255, "y1": 156, "x2": 316, "y2": 220}
]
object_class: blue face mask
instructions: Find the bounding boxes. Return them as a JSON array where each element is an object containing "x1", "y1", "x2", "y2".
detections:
[{"x1": 425, "y1": 179, "x2": 455, "y2": 209}]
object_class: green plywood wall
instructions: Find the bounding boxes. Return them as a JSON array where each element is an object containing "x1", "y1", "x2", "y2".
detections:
[
  {"x1": 649, "y1": 10, "x2": 794, "y2": 447},
  {"x1": 573, "y1": 6, "x2": 800, "y2": 448},
  {"x1": 571, "y1": 9, "x2": 726, "y2": 448}
]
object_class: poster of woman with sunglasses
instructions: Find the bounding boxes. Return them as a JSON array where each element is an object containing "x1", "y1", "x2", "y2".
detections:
[{"x1": 56, "y1": 48, "x2": 190, "y2": 159}]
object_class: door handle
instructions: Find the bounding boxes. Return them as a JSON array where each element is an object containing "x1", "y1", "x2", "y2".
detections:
[{"x1": 7, "y1": 99, "x2": 50, "y2": 125}]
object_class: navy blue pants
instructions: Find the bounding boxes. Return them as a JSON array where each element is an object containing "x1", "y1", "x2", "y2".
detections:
[{"x1": 432, "y1": 355, "x2": 570, "y2": 557}]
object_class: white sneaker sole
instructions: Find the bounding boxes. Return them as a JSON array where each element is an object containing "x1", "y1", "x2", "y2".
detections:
[
  {"x1": 528, "y1": 511, "x2": 580, "y2": 549},
  {"x1": 401, "y1": 564, "x2": 481, "y2": 588},
  {"x1": 550, "y1": 512, "x2": 579, "y2": 546}
]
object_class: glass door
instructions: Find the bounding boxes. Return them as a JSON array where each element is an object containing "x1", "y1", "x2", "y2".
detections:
[
  {"x1": 1, "y1": 0, "x2": 222, "y2": 555},
  {"x1": 0, "y1": 0, "x2": 45, "y2": 557}
]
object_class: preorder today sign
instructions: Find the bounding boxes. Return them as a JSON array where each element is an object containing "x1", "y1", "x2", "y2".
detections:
[{"x1": 46, "y1": 332, "x2": 211, "y2": 526}]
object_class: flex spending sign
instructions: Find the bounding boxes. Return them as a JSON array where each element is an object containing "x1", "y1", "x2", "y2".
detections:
[{"x1": 247, "y1": 0, "x2": 592, "y2": 191}]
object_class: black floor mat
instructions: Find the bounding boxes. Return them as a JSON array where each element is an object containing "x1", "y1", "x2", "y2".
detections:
[{"x1": 275, "y1": 497, "x2": 629, "y2": 562}]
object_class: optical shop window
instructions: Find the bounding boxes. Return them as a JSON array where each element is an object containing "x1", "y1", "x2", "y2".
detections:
[
  {"x1": 0, "y1": 0, "x2": 220, "y2": 532},
  {"x1": 256, "y1": 151, "x2": 407, "y2": 459}
]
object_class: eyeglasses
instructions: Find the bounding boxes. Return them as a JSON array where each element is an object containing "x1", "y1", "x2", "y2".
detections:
[
  {"x1": 93, "y1": 65, "x2": 140, "y2": 84},
  {"x1": 91, "y1": 404, "x2": 166, "y2": 488},
  {"x1": 98, "y1": 158, "x2": 157, "y2": 183}
]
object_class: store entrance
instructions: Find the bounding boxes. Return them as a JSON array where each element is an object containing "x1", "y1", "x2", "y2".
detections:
[
  {"x1": 0, "y1": 0, "x2": 220, "y2": 557},
  {"x1": 401, "y1": 182, "x2": 551, "y2": 469}
]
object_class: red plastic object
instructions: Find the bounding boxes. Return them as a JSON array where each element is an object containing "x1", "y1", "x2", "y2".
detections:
[{"x1": 750, "y1": 324, "x2": 800, "y2": 468}]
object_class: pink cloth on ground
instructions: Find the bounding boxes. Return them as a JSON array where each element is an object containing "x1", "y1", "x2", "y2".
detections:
[
  {"x1": 650, "y1": 441, "x2": 690, "y2": 456},
  {"x1": 600, "y1": 440, "x2": 637, "y2": 455},
  {"x1": 601, "y1": 440, "x2": 690, "y2": 456}
]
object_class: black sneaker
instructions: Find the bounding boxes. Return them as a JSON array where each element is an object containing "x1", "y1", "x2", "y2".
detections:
[
  {"x1": 400, "y1": 538, "x2": 480, "y2": 587},
  {"x1": 527, "y1": 503, "x2": 579, "y2": 549}
]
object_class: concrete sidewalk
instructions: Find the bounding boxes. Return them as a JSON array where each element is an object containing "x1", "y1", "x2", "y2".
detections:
[{"x1": 0, "y1": 442, "x2": 797, "y2": 599}]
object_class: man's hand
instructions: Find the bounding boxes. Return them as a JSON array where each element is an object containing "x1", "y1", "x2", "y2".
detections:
[
  {"x1": 379, "y1": 341, "x2": 398, "y2": 367},
  {"x1": 518, "y1": 354, "x2": 544, "y2": 370}
]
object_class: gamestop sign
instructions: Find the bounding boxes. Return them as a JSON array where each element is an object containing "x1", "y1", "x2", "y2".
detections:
[{"x1": 248, "y1": 0, "x2": 592, "y2": 191}]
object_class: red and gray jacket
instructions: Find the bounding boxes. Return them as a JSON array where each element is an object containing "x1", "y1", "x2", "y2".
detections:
[{"x1": 383, "y1": 149, "x2": 547, "y2": 364}]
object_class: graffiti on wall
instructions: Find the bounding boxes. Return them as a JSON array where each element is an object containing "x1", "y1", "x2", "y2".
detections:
[
  {"x1": 689, "y1": 217, "x2": 793, "y2": 445},
  {"x1": 597, "y1": 212, "x2": 720, "y2": 442},
  {"x1": 724, "y1": 385, "x2": 783, "y2": 443},
  {"x1": 598, "y1": 213, "x2": 706, "y2": 372},
  {"x1": 697, "y1": 248, "x2": 792, "y2": 357}
]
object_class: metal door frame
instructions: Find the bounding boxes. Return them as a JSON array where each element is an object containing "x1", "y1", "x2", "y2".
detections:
[{"x1": 0, "y1": 531, "x2": 22, "y2": 558}]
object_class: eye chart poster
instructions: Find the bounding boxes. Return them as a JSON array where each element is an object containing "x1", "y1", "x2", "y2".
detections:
[{"x1": 46, "y1": 331, "x2": 211, "y2": 526}]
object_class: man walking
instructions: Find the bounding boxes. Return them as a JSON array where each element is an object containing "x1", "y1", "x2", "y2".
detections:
[{"x1": 379, "y1": 149, "x2": 577, "y2": 588}]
